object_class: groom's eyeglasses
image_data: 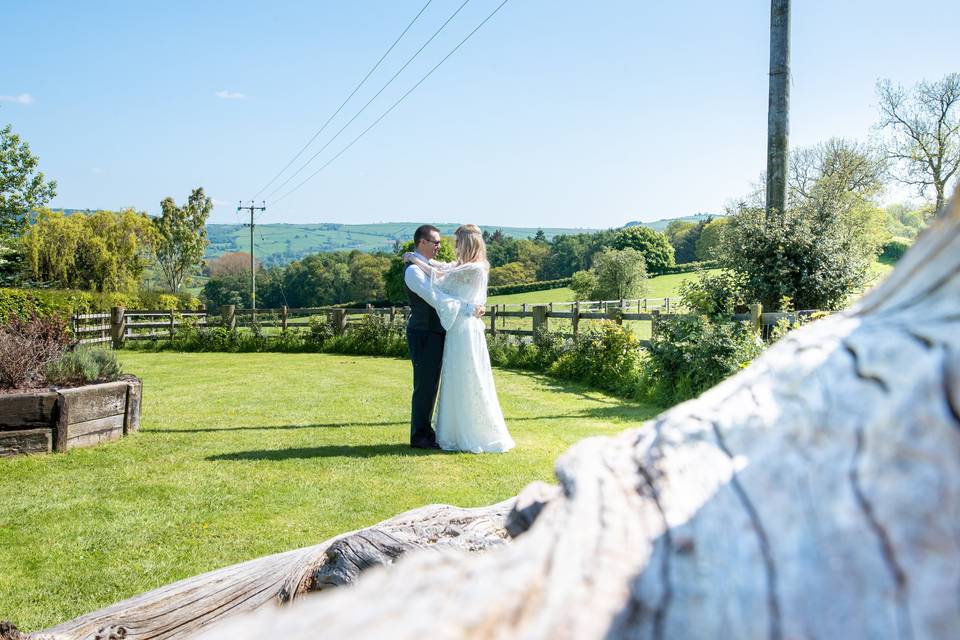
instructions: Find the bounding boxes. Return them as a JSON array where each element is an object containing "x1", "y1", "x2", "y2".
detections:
[{"x1": 428, "y1": 240, "x2": 441, "y2": 246}]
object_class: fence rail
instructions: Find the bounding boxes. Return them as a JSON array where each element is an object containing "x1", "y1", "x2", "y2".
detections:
[{"x1": 74, "y1": 300, "x2": 820, "y2": 350}]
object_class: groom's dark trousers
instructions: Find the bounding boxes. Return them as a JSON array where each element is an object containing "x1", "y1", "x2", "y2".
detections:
[{"x1": 404, "y1": 281, "x2": 445, "y2": 448}]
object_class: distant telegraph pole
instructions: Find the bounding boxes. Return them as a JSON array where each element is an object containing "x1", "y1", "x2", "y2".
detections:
[
  {"x1": 237, "y1": 201, "x2": 266, "y2": 317},
  {"x1": 766, "y1": 0, "x2": 790, "y2": 223}
]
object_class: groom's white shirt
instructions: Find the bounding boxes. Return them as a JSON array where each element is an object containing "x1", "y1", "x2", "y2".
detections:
[{"x1": 404, "y1": 251, "x2": 475, "y2": 321}]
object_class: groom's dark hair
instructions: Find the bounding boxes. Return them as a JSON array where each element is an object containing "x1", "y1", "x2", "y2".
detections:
[{"x1": 414, "y1": 224, "x2": 440, "y2": 245}]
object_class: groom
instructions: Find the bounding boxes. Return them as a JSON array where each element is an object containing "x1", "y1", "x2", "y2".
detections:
[{"x1": 403, "y1": 225, "x2": 484, "y2": 449}]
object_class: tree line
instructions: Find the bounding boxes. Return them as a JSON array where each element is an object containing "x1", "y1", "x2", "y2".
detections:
[{"x1": 1, "y1": 72, "x2": 956, "y2": 313}]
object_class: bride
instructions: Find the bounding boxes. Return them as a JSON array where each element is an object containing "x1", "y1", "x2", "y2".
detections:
[{"x1": 403, "y1": 224, "x2": 515, "y2": 453}]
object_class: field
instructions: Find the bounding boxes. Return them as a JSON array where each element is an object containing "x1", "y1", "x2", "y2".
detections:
[
  {"x1": 0, "y1": 352, "x2": 661, "y2": 631},
  {"x1": 487, "y1": 269, "x2": 715, "y2": 306},
  {"x1": 205, "y1": 222, "x2": 600, "y2": 263}
]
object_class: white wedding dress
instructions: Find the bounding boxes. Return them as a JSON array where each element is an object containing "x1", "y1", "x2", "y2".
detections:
[{"x1": 428, "y1": 262, "x2": 515, "y2": 453}]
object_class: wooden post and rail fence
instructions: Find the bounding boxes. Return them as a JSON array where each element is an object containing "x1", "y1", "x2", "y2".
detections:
[{"x1": 71, "y1": 299, "x2": 814, "y2": 350}]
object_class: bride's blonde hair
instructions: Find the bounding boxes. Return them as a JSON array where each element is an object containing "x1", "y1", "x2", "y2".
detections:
[{"x1": 454, "y1": 224, "x2": 488, "y2": 266}]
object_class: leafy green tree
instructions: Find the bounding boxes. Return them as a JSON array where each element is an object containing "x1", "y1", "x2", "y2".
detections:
[
  {"x1": 384, "y1": 239, "x2": 456, "y2": 302},
  {"x1": 347, "y1": 251, "x2": 391, "y2": 302},
  {"x1": 21, "y1": 208, "x2": 157, "y2": 291},
  {"x1": 489, "y1": 261, "x2": 533, "y2": 286},
  {"x1": 695, "y1": 218, "x2": 728, "y2": 261},
  {"x1": 665, "y1": 219, "x2": 707, "y2": 264},
  {"x1": 570, "y1": 269, "x2": 599, "y2": 301},
  {"x1": 538, "y1": 230, "x2": 616, "y2": 280},
  {"x1": 154, "y1": 188, "x2": 212, "y2": 293},
  {"x1": 532, "y1": 229, "x2": 548, "y2": 244},
  {"x1": 611, "y1": 226, "x2": 675, "y2": 273},
  {"x1": 0, "y1": 124, "x2": 57, "y2": 238},
  {"x1": 591, "y1": 248, "x2": 648, "y2": 300},
  {"x1": 719, "y1": 195, "x2": 882, "y2": 310}
]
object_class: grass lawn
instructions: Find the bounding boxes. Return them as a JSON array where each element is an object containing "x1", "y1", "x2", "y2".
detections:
[
  {"x1": 488, "y1": 269, "x2": 720, "y2": 306},
  {"x1": 0, "y1": 352, "x2": 661, "y2": 631}
]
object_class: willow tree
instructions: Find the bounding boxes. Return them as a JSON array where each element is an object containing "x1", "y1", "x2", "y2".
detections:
[{"x1": 20, "y1": 209, "x2": 156, "y2": 291}]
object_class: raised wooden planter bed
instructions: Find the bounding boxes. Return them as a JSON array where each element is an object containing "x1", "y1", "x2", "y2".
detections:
[{"x1": 0, "y1": 377, "x2": 142, "y2": 457}]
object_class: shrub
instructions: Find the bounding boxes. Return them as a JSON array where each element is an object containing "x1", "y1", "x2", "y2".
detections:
[
  {"x1": 0, "y1": 313, "x2": 72, "y2": 389},
  {"x1": 550, "y1": 322, "x2": 644, "y2": 397},
  {"x1": 328, "y1": 315, "x2": 407, "y2": 357},
  {"x1": 45, "y1": 346, "x2": 123, "y2": 386},
  {"x1": 678, "y1": 269, "x2": 746, "y2": 317},
  {"x1": 880, "y1": 237, "x2": 911, "y2": 263},
  {"x1": 640, "y1": 315, "x2": 763, "y2": 405}
]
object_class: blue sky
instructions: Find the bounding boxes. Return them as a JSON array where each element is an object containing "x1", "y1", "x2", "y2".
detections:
[{"x1": 3, "y1": 1, "x2": 956, "y2": 227}]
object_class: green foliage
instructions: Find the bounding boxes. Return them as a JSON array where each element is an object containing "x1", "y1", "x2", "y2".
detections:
[
  {"x1": 21, "y1": 209, "x2": 157, "y2": 291},
  {"x1": 678, "y1": 269, "x2": 745, "y2": 317},
  {"x1": 611, "y1": 226, "x2": 675, "y2": 273},
  {"x1": 0, "y1": 313, "x2": 72, "y2": 388},
  {"x1": 549, "y1": 323, "x2": 644, "y2": 398},
  {"x1": 384, "y1": 239, "x2": 455, "y2": 303},
  {"x1": 665, "y1": 219, "x2": 709, "y2": 263},
  {"x1": 882, "y1": 202, "x2": 932, "y2": 239},
  {"x1": 639, "y1": 315, "x2": 764, "y2": 405},
  {"x1": 538, "y1": 230, "x2": 617, "y2": 280},
  {"x1": 154, "y1": 188, "x2": 211, "y2": 293},
  {"x1": 719, "y1": 196, "x2": 883, "y2": 310},
  {"x1": 0, "y1": 287, "x2": 148, "y2": 323},
  {"x1": 0, "y1": 123, "x2": 57, "y2": 238},
  {"x1": 590, "y1": 247, "x2": 648, "y2": 300},
  {"x1": 880, "y1": 236, "x2": 911, "y2": 263},
  {"x1": 570, "y1": 270, "x2": 598, "y2": 301},
  {"x1": 44, "y1": 346, "x2": 123, "y2": 386},
  {"x1": 488, "y1": 261, "x2": 534, "y2": 287},
  {"x1": 694, "y1": 218, "x2": 728, "y2": 261},
  {"x1": 326, "y1": 315, "x2": 408, "y2": 357}
]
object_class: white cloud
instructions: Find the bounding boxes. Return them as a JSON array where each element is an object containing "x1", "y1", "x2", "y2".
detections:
[
  {"x1": 215, "y1": 89, "x2": 245, "y2": 100},
  {"x1": 0, "y1": 93, "x2": 34, "y2": 105}
]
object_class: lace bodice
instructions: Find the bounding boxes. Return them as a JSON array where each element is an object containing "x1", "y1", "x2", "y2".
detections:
[{"x1": 429, "y1": 262, "x2": 488, "y2": 330}]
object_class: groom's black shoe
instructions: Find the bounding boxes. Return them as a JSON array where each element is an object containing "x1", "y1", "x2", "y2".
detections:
[{"x1": 411, "y1": 440, "x2": 441, "y2": 450}]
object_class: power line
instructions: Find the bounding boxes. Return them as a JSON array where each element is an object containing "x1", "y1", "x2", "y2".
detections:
[
  {"x1": 252, "y1": 0, "x2": 434, "y2": 199},
  {"x1": 272, "y1": 0, "x2": 511, "y2": 205},
  {"x1": 266, "y1": 0, "x2": 474, "y2": 199}
]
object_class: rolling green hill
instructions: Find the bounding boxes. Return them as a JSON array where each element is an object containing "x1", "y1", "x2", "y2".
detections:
[{"x1": 206, "y1": 222, "x2": 601, "y2": 265}]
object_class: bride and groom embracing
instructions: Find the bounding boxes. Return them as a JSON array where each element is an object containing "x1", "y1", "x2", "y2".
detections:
[{"x1": 402, "y1": 224, "x2": 515, "y2": 453}]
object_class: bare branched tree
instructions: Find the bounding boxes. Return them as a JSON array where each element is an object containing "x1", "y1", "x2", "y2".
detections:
[{"x1": 876, "y1": 73, "x2": 960, "y2": 213}]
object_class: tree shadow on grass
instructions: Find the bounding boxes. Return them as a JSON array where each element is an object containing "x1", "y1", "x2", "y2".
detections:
[
  {"x1": 149, "y1": 420, "x2": 407, "y2": 434},
  {"x1": 207, "y1": 443, "x2": 447, "y2": 461}
]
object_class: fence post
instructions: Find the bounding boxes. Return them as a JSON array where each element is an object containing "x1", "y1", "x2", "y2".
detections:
[
  {"x1": 281, "y1": 305, "x2": 288, "y2": 332},
  {"x1": 572, "y1": 301, "x2": 580, "y2": 338},
  {"x1": 110, "y1": 307, "x2": 126, "y2": 349},
  {"x1": 222, "y1": 305, "x2": 236, "y2": 330},
  {"x1": 651, "y1": 309, "x2": 660, "y2": 340},
  {"x1": 749, "y1": 303, "x2": 763, "y2": 336},
  {"x1": 532, "y1": 305, "x2": 549, "y2": 341},
  {"x1": 389, "y1": 307, "x2": 396, "y2": 323},
  {"x1": 665, "y1": 297, "x2": 670, "y2": 313},
  {"x1": 169, "y1": 310, "x2": 176, "y2": 338},
  {"x1": 330, "y1": 309, "x2": 347, "y2": 335},
  {"x1": 643, "y1": 298, "x2": 647, "y2": 312},
  {"x1": 606, "y1": 303, "x2": 623, "y2": 325},
  {"x1": 490, "y1": 305, "x2": 498, "y2": 337}
]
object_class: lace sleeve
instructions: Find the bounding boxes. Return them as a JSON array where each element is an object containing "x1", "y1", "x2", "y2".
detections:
[{"x1": 430, "y1": 263, "x2": 485, "y2": 331}]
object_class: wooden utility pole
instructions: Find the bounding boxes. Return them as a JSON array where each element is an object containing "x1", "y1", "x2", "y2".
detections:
[
  {"x1": 237, "y1": 201, "x2": 266, "y2": 317},
  {"x1": 766, "y1": 0, "x2": 790, "y2": 222}
]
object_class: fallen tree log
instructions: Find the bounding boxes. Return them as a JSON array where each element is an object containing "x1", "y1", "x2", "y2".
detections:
[
  {"x1": 14, "y1": 500, "x2": 515, "y2": 640},
  {"x1": 13, "y1": 191, "x2": 960, "y2": 639}
]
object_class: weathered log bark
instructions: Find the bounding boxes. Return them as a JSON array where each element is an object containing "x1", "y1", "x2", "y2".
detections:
[
  {"x1": 16, "y1": 192, "x2": 960, "y2": 639},
  {"x1": 20, "y1": 500, "x2": 514, "y2": 640}
]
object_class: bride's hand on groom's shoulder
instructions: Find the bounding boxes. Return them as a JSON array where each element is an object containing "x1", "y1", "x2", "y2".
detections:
[{"x1": 402, "y1": 252, "x2": 415, "y2": 263}]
